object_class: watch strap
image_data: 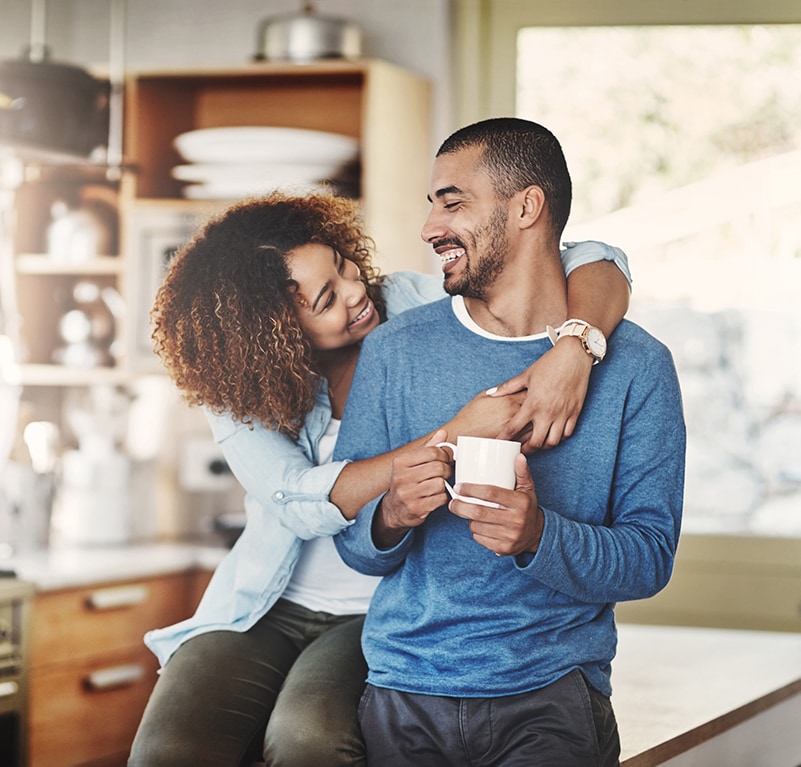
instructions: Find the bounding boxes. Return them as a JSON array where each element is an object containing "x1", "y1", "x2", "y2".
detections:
[{"x1": 546, "y1": 318, "x2": 606, "y2": 364}]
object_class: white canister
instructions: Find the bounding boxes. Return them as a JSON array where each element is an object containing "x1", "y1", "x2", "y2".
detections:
[{"x1": 52, "y1": 449, "x2": 133, "y2": 545}]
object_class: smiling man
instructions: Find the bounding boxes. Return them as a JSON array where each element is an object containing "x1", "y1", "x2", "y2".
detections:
[{"x1": 333, "y1": 118, "x2": 686, "y2": 766}]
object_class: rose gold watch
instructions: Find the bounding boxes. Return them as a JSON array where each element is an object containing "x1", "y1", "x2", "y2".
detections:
[{"x1": 547, "y1": 319, "x2": 607, "y2": 364}]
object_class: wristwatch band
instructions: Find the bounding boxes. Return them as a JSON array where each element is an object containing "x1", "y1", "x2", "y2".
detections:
[{"x1": 546, "y1": 318, "x2": 607, "y2": 364}]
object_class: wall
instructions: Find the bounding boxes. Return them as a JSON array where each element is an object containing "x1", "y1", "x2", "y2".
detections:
[{"x1": 0, "y1": 0, "x2": 454, "y2": 148}]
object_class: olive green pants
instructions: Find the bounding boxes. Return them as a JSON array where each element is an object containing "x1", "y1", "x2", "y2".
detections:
[{"x1": 128, "y1": 599, "x2": 367, "y2": 767}]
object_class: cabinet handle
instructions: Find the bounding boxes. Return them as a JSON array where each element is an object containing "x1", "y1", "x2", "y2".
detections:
[
  {"x1": 0, "y1": 680, "x2": 18, "y2": 698},
  {"x1": 84, "y1": 663, "x2": 145, "y2": 691},
  {"x1": 86, "y1": 584, "x2": 149, "y2": 610}
]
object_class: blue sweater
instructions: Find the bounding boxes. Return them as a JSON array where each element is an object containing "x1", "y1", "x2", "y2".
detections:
[{"x1": 334, "y1": 297, "x2": 685, "y2": 698}]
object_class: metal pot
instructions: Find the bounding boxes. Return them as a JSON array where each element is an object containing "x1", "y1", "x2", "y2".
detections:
[
  {"x1": 253, "y1": 4, "x2": 362, "y2": 63},
  {"x1": 0, "y1": 49, "x2": 109, "y2": 159}
]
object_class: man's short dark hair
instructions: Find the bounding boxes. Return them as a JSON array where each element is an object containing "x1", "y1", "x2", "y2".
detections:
[{"x1": 437, "y1": 117, "x2": 572, "y2": 240}]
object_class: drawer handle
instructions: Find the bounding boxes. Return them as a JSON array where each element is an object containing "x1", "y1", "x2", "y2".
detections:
[
  {"x1": 87, "y1": 584, "x2": 149, "y2": 610},
  {"x1": 84, "y1": 663, "x2": 146, "y2": 691},
  {"x1": 0, "y1": 680, "x2": 18, "y2": 698}
]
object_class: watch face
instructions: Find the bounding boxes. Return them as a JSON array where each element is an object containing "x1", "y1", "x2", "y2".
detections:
[{"x1": 586, "y1": 327, "x2": 607, "y2": 356}]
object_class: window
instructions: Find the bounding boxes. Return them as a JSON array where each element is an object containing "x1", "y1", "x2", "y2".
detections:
[{"x1": 454, "y1": 2, "x2": 801, "y2": 535}]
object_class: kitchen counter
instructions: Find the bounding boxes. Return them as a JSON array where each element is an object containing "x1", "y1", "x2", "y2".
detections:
[
  {"x1": 3, "y1": 541, "x2": 227, "y2": 591},
  {"x1": 614, "y1": 623, "x2": 801, "y2": 766},
  {"x1": 4, "y1": 544, "x2": 800, "y2": 765}
]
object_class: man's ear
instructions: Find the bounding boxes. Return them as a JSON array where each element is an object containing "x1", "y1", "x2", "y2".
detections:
[{"x1": 517, "y1": 185, "x2": 546, "y2": 229}]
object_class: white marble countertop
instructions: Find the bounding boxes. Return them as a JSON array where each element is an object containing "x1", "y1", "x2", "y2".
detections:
[
  {"x1": 614, "y1": 623, "x2": 801, "y2": 764},
  {"x1": 2, "y1": 541, "x2": 228, "y2": 591}
]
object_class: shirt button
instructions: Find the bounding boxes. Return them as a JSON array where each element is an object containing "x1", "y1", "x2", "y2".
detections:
[{"x1": 274, "y1": 491, "x2": 285, "y2": 501}]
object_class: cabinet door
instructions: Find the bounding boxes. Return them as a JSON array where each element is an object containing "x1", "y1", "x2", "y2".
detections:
[
  {"x1": 28, "y1": 570, "x2": 211, "y2": 767},
  {"x1": 28, "y1": 647, "x2": 160, "y2": 767},
  {"x1": 29, "y1": 573, "x2": 197, "y2": 666}
]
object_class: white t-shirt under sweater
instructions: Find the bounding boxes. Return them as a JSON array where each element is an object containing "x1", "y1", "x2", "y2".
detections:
[{"x1": 281, "y1": 417, "x2": 381, "y2": 615}]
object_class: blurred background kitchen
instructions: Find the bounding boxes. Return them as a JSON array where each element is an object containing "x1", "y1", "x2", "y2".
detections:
[{"x1": 0, "y1": 1, "x2": 800, "y2": 766}]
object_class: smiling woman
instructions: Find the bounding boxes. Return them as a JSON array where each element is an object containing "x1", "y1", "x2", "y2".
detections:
[{"x1": 150, "y1": 193, "x2": 386, "y2": 439}]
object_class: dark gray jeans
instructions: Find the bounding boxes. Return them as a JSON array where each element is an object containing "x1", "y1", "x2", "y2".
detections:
[
  {"x1": 128, "y1": 599, "x2": 367, "y2": 767},
  {"x1": 358, "y1": 668, "x2": 621, "y2": 767}
]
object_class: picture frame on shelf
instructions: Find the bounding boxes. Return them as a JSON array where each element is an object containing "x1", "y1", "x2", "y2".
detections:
[{"x1": 125, "y1": 207, "x2": 207, "y2": 371}]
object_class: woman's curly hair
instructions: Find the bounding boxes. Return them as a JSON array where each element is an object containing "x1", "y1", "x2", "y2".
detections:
[{"x1": 151, "y1": 191, "x2": 385, "y2": 439}]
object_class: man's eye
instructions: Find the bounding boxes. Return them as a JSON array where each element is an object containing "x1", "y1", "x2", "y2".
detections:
[{"x1": 444, "y1": 201, "x2": 461, "y2": 210}]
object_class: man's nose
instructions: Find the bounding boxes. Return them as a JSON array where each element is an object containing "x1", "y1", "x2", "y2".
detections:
[{"x1": 421, "y1": 208, "x2": 445, "y2": 243}]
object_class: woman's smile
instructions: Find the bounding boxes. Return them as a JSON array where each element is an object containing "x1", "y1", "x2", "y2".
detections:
[
  {"x1": 287, "y1": 242, "x2": 379, "y2": 351},
  {"x1": 349, "y1": 299, "x2": 375, "y2": 328}
]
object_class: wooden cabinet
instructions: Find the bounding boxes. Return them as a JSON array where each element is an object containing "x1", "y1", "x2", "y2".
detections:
[
  {"x1": 122, "y1": 59, "x2": 432, "y2": 276},
  {"x1": 27, "y1": 569, "x2": 212, "y2": 767},
  {"x1": 3, "y1": 58, "x2": 431, "y2": 544}
]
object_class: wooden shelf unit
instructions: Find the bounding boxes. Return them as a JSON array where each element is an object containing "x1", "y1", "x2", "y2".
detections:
[{"x1": 123, "y1": 60, "x2": 433, "y2": 275}]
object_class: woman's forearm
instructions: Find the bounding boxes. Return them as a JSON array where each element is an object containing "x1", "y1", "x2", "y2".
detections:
[
  {"x1": 329, "y1": 388, "x2": 527, "y2": 519},
  {"x1": 330, "y1": 435, "x2": 433, "y2": 520},
  {"x1": 565, "y1": 259, "x2": 630, "y2": 337}
]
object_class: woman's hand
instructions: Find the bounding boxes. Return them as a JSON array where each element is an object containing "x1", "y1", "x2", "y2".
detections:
[
  {"x1": 443, "y1": 388, "x2": 528, "y2": 444},
  {"x1": 334, "y1": 393, "x2": 526, "y2": 520},
  {"x1": 490, "y1": 338, "x2": 593, "y2": 453}
]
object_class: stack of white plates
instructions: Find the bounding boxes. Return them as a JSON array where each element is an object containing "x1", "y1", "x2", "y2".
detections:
[{"x1": 172, "y1": 127, "x2": 360, "y2": 199}]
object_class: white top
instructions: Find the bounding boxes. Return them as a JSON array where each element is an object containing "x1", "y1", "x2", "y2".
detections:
[{"x1": 281, "y1": 418, "x2": 381, "y2": 614}]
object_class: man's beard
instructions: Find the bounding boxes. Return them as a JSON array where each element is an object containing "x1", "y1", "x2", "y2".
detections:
[{"x1": 444, "y1": 207, "x2": 508, "y2": 299}]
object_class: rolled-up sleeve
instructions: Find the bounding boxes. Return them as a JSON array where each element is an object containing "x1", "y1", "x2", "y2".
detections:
[
  {"x1": 561, "y1": 240, "x2": 633, "y2": 288},
  {"x1": 206, "y1": 410, "x2": 354, "y2": 539}
]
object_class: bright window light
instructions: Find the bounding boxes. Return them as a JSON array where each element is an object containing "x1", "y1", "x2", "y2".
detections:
[{"x1": 518, "y1": 25, "x2": 801, "y2": 534}]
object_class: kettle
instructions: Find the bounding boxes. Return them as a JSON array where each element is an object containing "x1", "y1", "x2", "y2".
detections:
[{"x1": 253, "y1": 2, "x2": 362, "y2": 63}]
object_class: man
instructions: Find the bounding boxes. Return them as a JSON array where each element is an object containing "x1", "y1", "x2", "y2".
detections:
[{"x1": 333, "y1": 118, "x2": 685, "y2": 766}]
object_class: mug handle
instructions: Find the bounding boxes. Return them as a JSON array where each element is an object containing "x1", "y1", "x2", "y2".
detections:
[{"x1": 436, "y1": 441, "x2": 457, "y2": 457}]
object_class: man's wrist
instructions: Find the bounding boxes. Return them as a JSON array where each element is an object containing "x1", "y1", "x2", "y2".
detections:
[{"x1": 372, "y1": 498, "x2": 409, "y2": 550}]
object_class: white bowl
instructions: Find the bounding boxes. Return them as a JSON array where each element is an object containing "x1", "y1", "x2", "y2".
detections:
[
  {"x1": 173, "y1": 126, "x2": 359, "y2": 165},
  {"x1": 171, "y1": 161, "x2": 343, "y2": 185},
  {"x1": 181, "y1": 181, "x2": 329, "y2": 200}
]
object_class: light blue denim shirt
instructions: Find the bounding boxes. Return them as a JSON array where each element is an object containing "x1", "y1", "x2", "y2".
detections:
[{"x1": 144, "y1": 242, "x2": 630, "y2": 667}]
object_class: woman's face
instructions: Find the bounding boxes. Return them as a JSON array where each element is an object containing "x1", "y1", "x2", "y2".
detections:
[{"x1": 287, "y1": 242, "x2": 379, "y2": 352}]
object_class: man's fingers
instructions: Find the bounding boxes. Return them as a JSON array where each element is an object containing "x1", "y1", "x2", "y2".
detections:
[
  {"x1": 498, "y1": 410, "x2": 535, "y2": 441},
  {"x1": 513, "y1": 453, "x2": 535, "y2": 493},
  {"x1": 519, "y1": 421, "x2": 550, "y2": 453}
]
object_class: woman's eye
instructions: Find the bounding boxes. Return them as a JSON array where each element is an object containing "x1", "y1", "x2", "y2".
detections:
[{"x1": 323, "y1": 292, "x2": 336, "y2": 310}]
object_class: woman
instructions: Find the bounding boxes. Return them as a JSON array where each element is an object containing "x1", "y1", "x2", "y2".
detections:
[{"x1": 129, "y1": 192, "x2": 631, "y2": 767}]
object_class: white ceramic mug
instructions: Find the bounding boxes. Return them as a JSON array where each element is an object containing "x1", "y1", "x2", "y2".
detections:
[{"x1": 436, "y1": 436, "x2": 520, "y2": 490}]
